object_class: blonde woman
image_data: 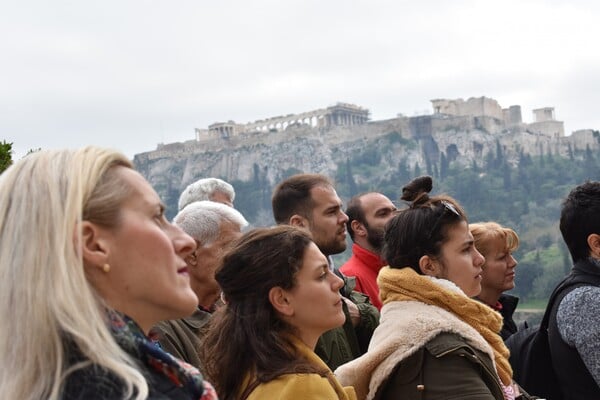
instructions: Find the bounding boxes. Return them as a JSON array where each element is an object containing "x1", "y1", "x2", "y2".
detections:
[
  {"x1": 0, "y1": 147, "x2": 217, "y2": 400},
  {"x1": 470, "y1": 222, "x2": 521, "y2": 340}
]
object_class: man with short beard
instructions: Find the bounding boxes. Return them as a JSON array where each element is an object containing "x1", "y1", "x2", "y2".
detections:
[
  {"x1": 340, "y1": 192, "x2": 397, "y2": 310},
  {"x1": 272, "y1": 174, "x2": 380, "y2": 371}
]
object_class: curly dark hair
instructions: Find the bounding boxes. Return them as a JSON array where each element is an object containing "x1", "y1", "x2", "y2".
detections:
[{"x1": 200, "y1": 225, "x2": 329, "y2": 400}]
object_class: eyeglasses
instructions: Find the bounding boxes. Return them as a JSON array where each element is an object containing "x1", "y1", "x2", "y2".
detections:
[{"x1": 427, "y1": 200, "x2": 461, "y2": 240}]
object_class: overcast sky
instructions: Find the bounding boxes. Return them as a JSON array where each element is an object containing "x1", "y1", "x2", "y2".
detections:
[{"x1": 2, "y1": 0, "x2": 598, "y2": 160}]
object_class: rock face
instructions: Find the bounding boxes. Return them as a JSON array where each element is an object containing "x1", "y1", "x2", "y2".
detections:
[{"x1": 134, "y1": 111, "x2": 600, "y2": 215}]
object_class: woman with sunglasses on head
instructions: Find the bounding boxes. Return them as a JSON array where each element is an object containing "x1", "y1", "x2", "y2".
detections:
[
  {"x1": 336, "y1": 176, "x2": 533, "y2": 400},
  {"x1": 0, "y1": 147, "x2": 217, "y2": 400},
  {"x1": 201, "y1": 225, "x2": 356, "y2": 400}
]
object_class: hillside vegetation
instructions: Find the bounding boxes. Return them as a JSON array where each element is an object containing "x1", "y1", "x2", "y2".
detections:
[{"x1": 227, "y1": 134, "x2": 600, "y2": 304}]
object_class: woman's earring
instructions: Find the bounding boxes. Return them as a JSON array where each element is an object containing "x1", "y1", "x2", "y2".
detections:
[{"x1": 102, "y1": 263, "x2": 110, "y2": 273}]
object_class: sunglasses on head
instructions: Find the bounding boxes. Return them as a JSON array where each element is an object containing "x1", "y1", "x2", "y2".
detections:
[{"x1": 428, "y1": 200, "x2": 461, "y2": 240}]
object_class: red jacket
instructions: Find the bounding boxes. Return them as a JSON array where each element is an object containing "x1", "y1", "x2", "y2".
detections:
[{"x1": 339, "y1": 243, "x2": 386, "y2": 310}]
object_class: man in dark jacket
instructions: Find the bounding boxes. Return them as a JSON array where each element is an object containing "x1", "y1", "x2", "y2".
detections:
[
  {"x1": 272, "y1": 173, "x2": 379, "y2": 370},
  {"x1": 549, "y1": 180, "x2": 600, "y2": 399}
]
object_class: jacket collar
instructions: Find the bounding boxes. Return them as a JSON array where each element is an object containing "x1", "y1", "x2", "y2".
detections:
[
  {"x1": 352, "y1": 243, "x2": 386, "y2": 272},
  {"x1": 573, "y1": 257, "x2": 600, "y2": 276}
]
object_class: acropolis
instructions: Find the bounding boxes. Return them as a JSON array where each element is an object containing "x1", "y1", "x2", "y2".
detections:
[{"x1": 192, "y1": 96, "x2": 566, "y2": 142}]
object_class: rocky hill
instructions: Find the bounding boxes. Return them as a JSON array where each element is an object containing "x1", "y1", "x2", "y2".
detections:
[
  {"x1": 134, "y1": 109, "x2": 599, "y2": 219},
  {"x1": 132, "y1": 98, "x2": 600, "y2": 303}
]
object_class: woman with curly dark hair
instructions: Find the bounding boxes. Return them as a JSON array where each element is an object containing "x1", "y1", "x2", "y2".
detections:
[{"x1": 201, "y1": 225, "x2": 356, "y2": 400}]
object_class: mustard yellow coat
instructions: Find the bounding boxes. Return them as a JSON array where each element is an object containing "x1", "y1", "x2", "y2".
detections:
[{"x1": 242, "y1": 336, "x2": 357, "y2": 400}]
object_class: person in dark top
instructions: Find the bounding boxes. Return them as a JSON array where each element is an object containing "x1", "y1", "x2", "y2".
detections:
[
  {"x1": 548, "y1": 180, "x2": 600, "y2": 399},
  {"x1": 470, "y1": 221, "x2": 522, "y2": 340},
  {"x1": 0, "y1": 147, "x2": 217, "y2": 400}
]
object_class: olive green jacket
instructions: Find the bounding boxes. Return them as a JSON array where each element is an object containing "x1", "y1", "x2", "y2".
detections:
[
  {"x1": 375, "y1": 331, "x2": 504, "y2": 399},
  {"x1": 335, "y1": 300, "x2": 506, "y2": 400},
  {"x1": 152, "y1": 308, "x2": 211, "y2": 371}
]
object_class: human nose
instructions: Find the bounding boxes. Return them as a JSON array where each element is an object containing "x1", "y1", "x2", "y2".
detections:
[
  {"x1": 339, "y1": 210, "x2": 349, "y2": 224},
  {"x1": 474, "y1": 248, "x2": 485, "y2": 268},
  {"x1": 170, "y1": 223, "x2": 196, "y2": 259},
  {"x1": 508, "y1": 254, "x2": 517, "y2": 268},
  {"x1": 331, "y1": 271, "x2": 344, "y2": 291}
]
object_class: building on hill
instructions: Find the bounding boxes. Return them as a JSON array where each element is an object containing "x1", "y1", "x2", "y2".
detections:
[
  {"x1": 194, "y1": 102, "x2": 369, "y2": 141},
  {"x1": 528, "y1": 107, "x2": 565, "y2": 138},
  {"x1": 192, "y1": 97, "x2": 565, "y2": 144},
  {"x1": 431, "y1": 96, "x2": 509, "y2": 122}
]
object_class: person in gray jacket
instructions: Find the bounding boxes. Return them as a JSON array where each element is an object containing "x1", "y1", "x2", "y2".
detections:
[{"x1": 548, "y1": 180, "x2": 600, "y2": 400}]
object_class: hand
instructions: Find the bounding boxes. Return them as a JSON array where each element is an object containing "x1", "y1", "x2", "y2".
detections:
[{"x1": 342, "y1": 297, "x2": 361, "y2": 327}]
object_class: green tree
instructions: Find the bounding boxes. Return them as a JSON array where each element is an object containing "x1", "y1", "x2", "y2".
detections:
[
  {"x1": 345, "y1": 158, "x2": 358, "y2": 196},
  {"x1": 0, "y1": 140, "x2": 13, "y2": 173},
  {"x1": 440, "y1": 152, "x2": 449, "y2": 180},
  {"x1": 495, "y1": 139, "x2": 504, "y2": 169},
  {"x1": 414, "y1": 162, "x2": 421, "y2": 177}
]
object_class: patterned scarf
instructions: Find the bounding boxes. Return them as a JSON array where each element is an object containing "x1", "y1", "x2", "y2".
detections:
[
  {"x1": 377, "y1": 267, "x2": 513, "y2": 386},
  {"x1": 109, "y1": 311, "x2": 218, "y2": 400}
]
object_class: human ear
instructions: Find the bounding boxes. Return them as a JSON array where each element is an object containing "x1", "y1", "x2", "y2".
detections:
[
  {"x1": 185, "y1": 241, "x2": 200, "y2": 267},
  {"x1": 185, "y1": 249, "x2": 199, "y2": 267},
  {"x1": 80, "y1": 221, "x2": 110, "y2": 269},
  {"x1": 418, "y1": 255, "x2": 439, "y2": 277},
  {"x1": 351, "y1": 220, "x2": 367, "y2": 237},
  {"x1": 587, "y1": 233, "x2": 600, "y2": 259},
  {"x1": 289, "y1": 214, "x2": 308, "y2": 229},
  {"x1": 268, "y1": 286, "x2": 294, "y2": 317}
]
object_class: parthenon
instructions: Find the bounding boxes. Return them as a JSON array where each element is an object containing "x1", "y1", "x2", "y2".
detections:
[{"x1": 195, "y1": 102, "x2": 370, "y2": 140}]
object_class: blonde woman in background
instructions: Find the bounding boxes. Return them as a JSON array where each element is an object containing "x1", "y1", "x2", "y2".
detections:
[
  {"x1": 0, "y1": 147, "x2": 217, "y2": 400},
  {"x1": 470, "y1": 222, "x2": 521, "y2": 340}
]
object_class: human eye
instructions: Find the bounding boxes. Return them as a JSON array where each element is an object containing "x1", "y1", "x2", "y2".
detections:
[
  {"x1": 318, "y1": 267, "x2": 329, "y2": 280},
  {"x1": 154, "y1": 205, "x2": 167, "y2": 224}
]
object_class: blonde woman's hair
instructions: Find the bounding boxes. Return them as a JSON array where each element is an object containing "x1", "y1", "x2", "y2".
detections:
[
  {"x1": 0, "y1": 147, "x2": 148, "y2": 399},
  {"x1": 469, "y1": 221, "x2": 519, "y2": 259}
]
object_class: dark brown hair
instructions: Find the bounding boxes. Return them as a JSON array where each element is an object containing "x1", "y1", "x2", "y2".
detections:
[
  {"x1": 271, "y1": 173, "x2": 333, "y2": 224},
  {"x1": 560, "y1": 180, "x2": 600, "y2": 263},
  {"x1": 383, "y1": 176, "x2": 467, "y2": 272},
  {"x1": 201, "y1": 226, "x2": 328, "y2": 400},
  {"x1": 345, "y1": 192, "x2": 371, "y2": 241}
]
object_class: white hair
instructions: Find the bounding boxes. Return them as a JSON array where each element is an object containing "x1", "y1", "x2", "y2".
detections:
[
  {"x1": 178, "y1": 178, "x2": 235, "y2": 211},
  {"x1": 174, "y1": 200, "x2": 248, "y2": 245},
  {"x1": 0, "y1": 147, "x2": 147, "y2": 400}
]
